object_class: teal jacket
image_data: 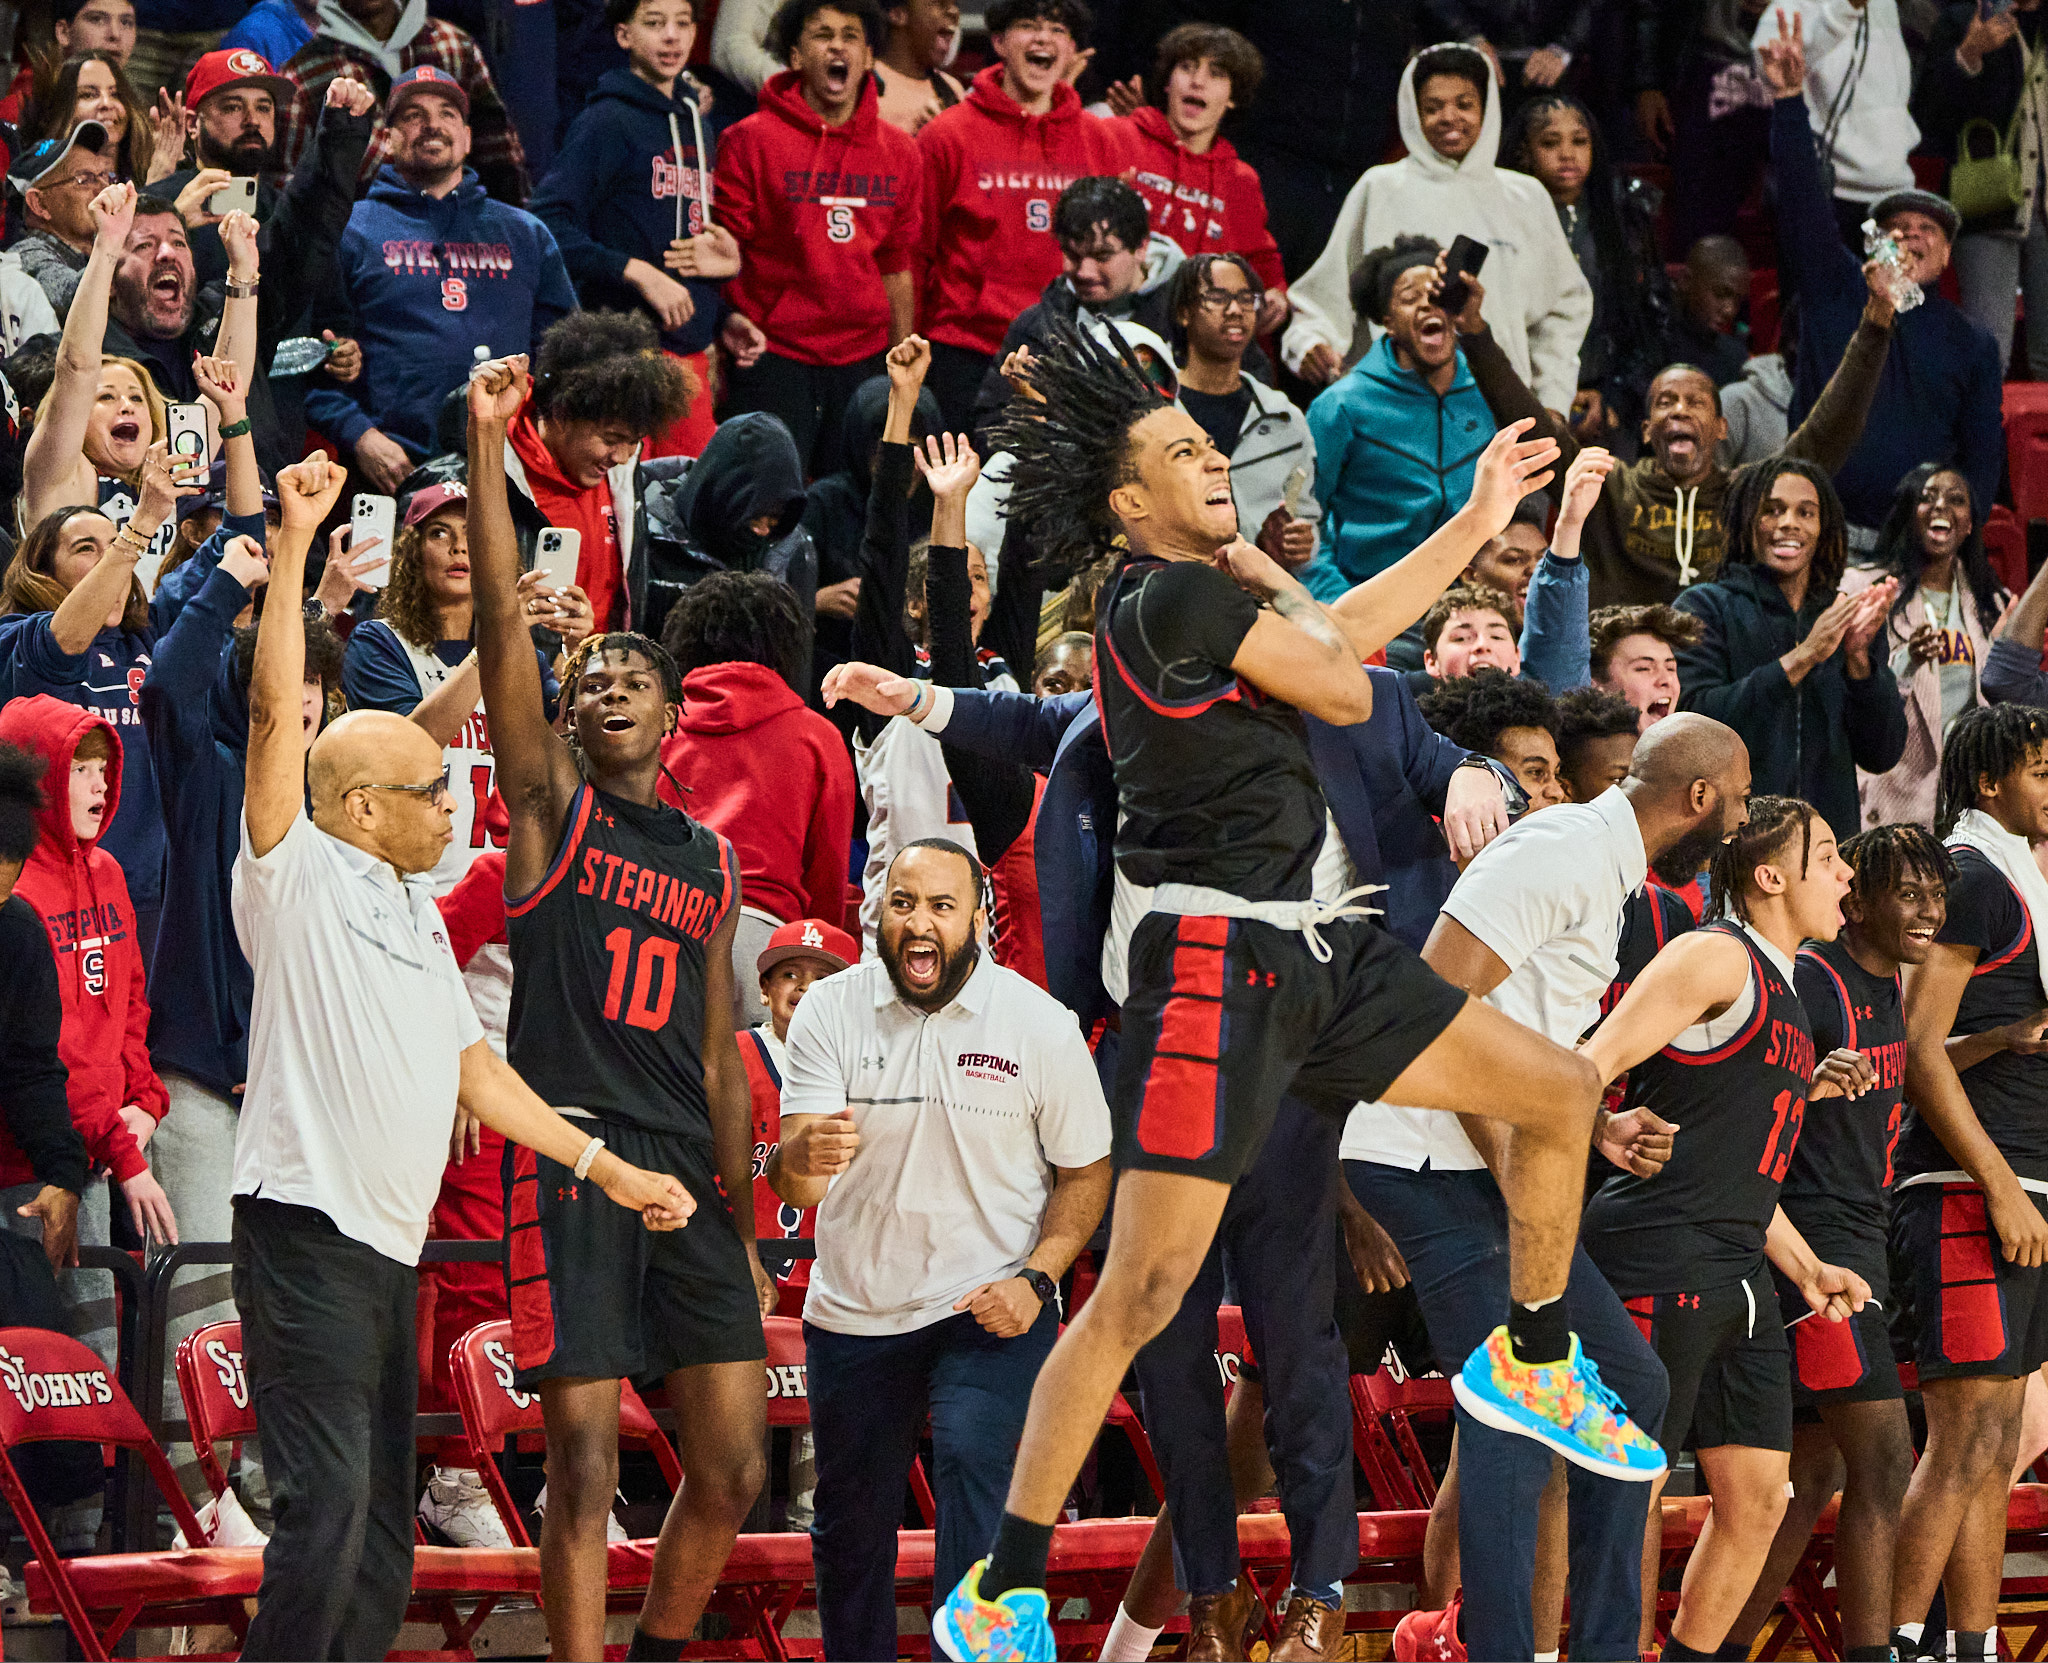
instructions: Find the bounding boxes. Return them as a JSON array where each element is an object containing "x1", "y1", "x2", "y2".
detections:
[{"x1": 1302, "y1": 336, "x2": 1493, "y2": 598}]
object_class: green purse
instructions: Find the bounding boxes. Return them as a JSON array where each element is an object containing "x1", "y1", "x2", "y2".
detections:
[{"x1": 1951, "y1": 114, "x2": 2027, "y2": 225}]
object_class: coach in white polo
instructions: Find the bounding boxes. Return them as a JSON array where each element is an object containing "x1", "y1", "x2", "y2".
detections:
[
  {"x1": 227, "y1": 455, "x2": 688, "y2": 1663},
  {"x1": 773, "y1": 837, "x2": 1112, "y2": 1663}
]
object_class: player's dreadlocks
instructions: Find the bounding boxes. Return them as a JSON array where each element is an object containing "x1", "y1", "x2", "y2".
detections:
[
  {"x1": 560, "y1": 630, "x2": 684, "y2": 708},
  {"x1": 1840, "y1": 824, "x2": 1955, "y2": 904},
  {"x1": 986, "y1": 319, "x2": 1175, "y2": 569},
  {"x1": 1935, "y1": 704, "x2": 2048, "y2": 836},
  {"x1": 1707, "y1": 795, "x2": 1815, "y2": 923}
]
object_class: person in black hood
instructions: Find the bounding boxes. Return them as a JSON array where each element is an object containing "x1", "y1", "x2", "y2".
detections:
[
  {"x1": 803, "y1": 372, "x2": 941, "y2": 696},
  {"x1": 640, "y1": 410, "x2": 817, "y2": 646}
]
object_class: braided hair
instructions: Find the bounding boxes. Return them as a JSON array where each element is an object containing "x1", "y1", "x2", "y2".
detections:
[
  {"x1": 1840, "y1": 823, "x2": 1956, "y2": 905},
  {"x1": 986, "y1": 321, "x2": 1175, "y2": 570},
  {"x1": 1720, "y1": 457, "x2": 1849, "y2": 609},
  {"x1": 1935, "y1": 703, "x2": 2048, "y2": 835},
  {"x1": 559, "y1": 631, "x2": 683, "y2": 707},
  {"x1": 1706, "y1": 795, "x2": 1816, "y2": 923}
]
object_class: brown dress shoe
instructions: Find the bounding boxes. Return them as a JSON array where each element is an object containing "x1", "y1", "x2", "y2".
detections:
[
  {"x1": 1268, "y1": 1594, "x2": 1340, "y2": 1661},
  {"x1": 1181, "y1": 1580, "x2": 1255, "y2": 1661}
]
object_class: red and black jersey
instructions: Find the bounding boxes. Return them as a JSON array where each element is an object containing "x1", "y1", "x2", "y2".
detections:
[
  {"x1": 1583, "y1": 920, "x2": 1816, "y2": 1296},
  {"x1": 1093, "y1": 556, "x2": 1326, "y2": 902},
  {"x1": 739, "y1": 1028, "x2": 813, "y2": 1308},
  {"x1": 505, "y1": 782, "x2": 737, "y2": 1140},
  {"x1": 1895, "y1": 846, "x2": 2048, "y2": 1185},
  {"x1": 1602, "y1": 883, "x2": 1698, "y2": 1019},
  {"x1": 1782, "y1": 937, "x2": 1906, "y2": 1258}
]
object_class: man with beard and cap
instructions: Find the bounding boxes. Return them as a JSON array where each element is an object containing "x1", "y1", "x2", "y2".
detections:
[
  {"x1": 1454, "y1": 257, "x2": 1896, "y2": 608},
  {"x1": 773, "y1": 837, "x2": 1113, "y2": 1663},
  {"x1": 1363, "y1": 713, "x2": 1752, "y2": 1663}
]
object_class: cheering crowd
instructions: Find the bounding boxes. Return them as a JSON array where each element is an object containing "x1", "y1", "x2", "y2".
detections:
[{"x1": 6, "y1": 0, "x2": 2048, "y2": 1658}]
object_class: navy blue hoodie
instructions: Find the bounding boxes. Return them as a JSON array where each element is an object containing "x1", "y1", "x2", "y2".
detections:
[
  {"x1": 528, "y1": 68, "x2": 720, "y2": 357},
  {"x1": 308, "y1": 166, "x2": 579, "y2": 460}
]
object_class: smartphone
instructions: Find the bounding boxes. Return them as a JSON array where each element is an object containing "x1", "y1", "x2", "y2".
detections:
[
  {"x1": 165, "y1": 402, "x2": 209, "y2": 473},
  {"x1": 206, "y1": 175, "x2": 257, "y2": 218},
  {"x1": 351, "y1": 493, "x2": 396, "y2": 589},
  {"x1": 1435, "y1": 233, "x2": 1491, "y2": 316},
  {"x1": 533, "y1": 527, "x2": 580, "y2": 590}
]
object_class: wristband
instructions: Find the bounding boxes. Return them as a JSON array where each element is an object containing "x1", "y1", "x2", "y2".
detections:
[
  {"x1": 572, "y1": 1135, "x2": 604, "y2": 1181},
  {"x1": 904, "y1": 680, "x2": 929, "y2": 721},
  {"x1": 225, "y1": 279, "x2": 258, "y2": 298},
  {"x1": 218, "y1": 417, "x2": 252, "y2": 439}
]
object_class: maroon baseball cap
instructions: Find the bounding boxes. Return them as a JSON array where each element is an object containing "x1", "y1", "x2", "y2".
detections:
[
  {"x1": 386, "y1": 64, "x2": 469, "y2": 119},
  {"x1": 757, "y1": 919, "x2": 856, "y2": 979},
  {"x1": 402, "y1": 481, "x2": 466, "y2": 527},
  {"x1": 184, "y1": 48, "x2": 294, "y2": 112}
]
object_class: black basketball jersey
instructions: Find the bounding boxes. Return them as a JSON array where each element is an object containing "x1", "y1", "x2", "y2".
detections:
[
  {"x1": 1781, "y1": 938, "x2": 1906, "y2": 1253},
  {"x1": 1583, "y1": 920, "x2": 1817, "y2": 1296},
  {"x1": 1093, "y1": 555, "x2": 1327, "y2": 902},
  {"x1": 1601, "y1": 883, "x2": 1698, "y2": 1019},
  {"x1": 505, "y1": 782, "x2": 737, "y2": 1139}
]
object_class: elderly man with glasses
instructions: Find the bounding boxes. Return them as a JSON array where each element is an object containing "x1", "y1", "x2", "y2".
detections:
[{"x1": 9, "y1": 120, "x2": 117, "y2": 318}]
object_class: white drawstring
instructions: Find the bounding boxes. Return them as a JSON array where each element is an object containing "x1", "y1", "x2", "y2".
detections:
[
  {"x1": 1674, "y1": 486, "x2": 1699, "y2": 588},
  {"x1": 1149, "y1": 882, "x2": 1387, "y2": 964}
]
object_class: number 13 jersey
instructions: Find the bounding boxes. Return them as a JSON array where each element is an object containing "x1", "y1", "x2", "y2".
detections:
[
  {"x1": 1583, "y1": 919, "x2": 1816, "y2": 1298},
  {"x1": 506, "y1": 782, "x2": 737, "y2": 1140}
]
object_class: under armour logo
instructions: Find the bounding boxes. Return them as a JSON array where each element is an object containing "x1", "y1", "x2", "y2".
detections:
[{"x1": 1676, "y1": 1293, "x2": 1700, "y2": 1309}]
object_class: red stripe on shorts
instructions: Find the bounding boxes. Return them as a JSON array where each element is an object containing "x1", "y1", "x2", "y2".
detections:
[
  {"x1": 505, "y1": 1145, "x2": 555, "y2": 1371},
  {"x1": 1624, "y1": 1295, "x2": 1654, "y2": 1348},
  {"x1": 1137, "y1": 916, "x2": 1231, "y2": 1162},
  {"x1": 1938, "y1": 1182, "x2": 2008, "y2": 1366}
]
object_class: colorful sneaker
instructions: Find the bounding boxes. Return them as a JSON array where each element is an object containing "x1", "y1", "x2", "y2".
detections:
[
  {"x1": 1393, "y1": 1593, "x2": 1467, "y2": 1662},
  {"x1": 1452, "y1": 1327, "x2": 1666, "y2": 1480},
  {"x1": 931, "y1": 1558, "x2": 1053, "y2": 1662}
]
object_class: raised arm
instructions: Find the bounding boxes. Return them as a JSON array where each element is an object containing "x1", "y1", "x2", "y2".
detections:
[
  {"x1": 246, "y1": 454, "x2": 348, "y2": 856},
  {"x1": 1221, "y1": 540, "x2": 1373, "y2": 725},
  {"x1": 211, "y1": 209, "x2": 260, "y2": 393},
  {"x1": 848, "y1": 336, "x2": 931, "y2": 692},
  {"x1": 1580, "y1": 927, "x2": 1752, "y2": 1085},
  {"x1": 1781, "y1": 266, "x2": 1895, "y2": 474},
  {"x1": 466, "y1": 355, "x2": 583, "y2": 888},
  {"x1": 23, "y1": 182, "x2": 134, "y2": 525}
]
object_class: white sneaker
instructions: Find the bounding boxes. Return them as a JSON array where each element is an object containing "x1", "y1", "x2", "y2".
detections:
[
  {"x1": 417, "y1": 1467, "x2": 515, "y2": 1549},
  {"x1": 172, "y1": 1487, "x2": 270, "y2": 1549},
  {"x1": 533, "y1": 1482, "x2": 629, "y2": 1543}
]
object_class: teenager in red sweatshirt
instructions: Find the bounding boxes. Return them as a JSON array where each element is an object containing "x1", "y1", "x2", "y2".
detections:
[
  {"x1": 715, "y1": 0, "x2": 925, "y2": 476},
  {"x1": 1109, "y1": 24, "x2": 1286, "y2": 322},
  {"x1": 0, "y1": 696, "x2": 176, "y2": 1244},
  {"x1": 913, "y1": 0, "x2": 1126, "y2": 430},
  {"x1": 658, "y1": 572, "x2": 856, "y2": 1028}
]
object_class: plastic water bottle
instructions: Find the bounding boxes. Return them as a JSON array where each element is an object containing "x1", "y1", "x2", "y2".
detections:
[{"x1": 1861, "y1": 219, "x2": 1926, "y2": 313}]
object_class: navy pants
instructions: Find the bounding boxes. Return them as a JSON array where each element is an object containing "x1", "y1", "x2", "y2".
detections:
[
  {"x1": 1345, "y1": 1162, "x2": 1669, "y2": 1662},
  {"x1": 807, "y1": 1305, "x2": 1057, "y2": 1661},
  {"x1": 1135, "y1": 1096, "x2": 1356, "y2": 1602}
]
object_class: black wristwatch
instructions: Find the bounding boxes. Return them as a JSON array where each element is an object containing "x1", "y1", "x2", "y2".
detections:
[{"x1": 1020, "y1": 1268, "x2": 1059, "y2": 1310}]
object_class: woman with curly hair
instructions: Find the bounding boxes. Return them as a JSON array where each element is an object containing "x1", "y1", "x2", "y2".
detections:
[
  {"x1": 1672, "y1": 456, "x2": 1909, "y2": 837},
  {"x1": 28, "y1": 50, "x2": 179, "y2": 185}
]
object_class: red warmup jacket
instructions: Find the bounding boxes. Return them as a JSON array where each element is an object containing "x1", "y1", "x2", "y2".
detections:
[
  {"x1": 739, "y1": 1028, "x2": 814, "y2": 1315},
  {"x1": 658, "y1": 661, "x2": 855, "y2": 927},
  {"x1": 716, "y1": 71, "x2": 925, "y2": 367},
  {"x1": 1110, "y1": 106, "x2": 1285, "y2": 296},
  {"x1": 0, "y1": 696, "x2": 160, "y2": 1187},
  {"x1": 916, "y1": 67, "x2": 1129, "y2": 355}
]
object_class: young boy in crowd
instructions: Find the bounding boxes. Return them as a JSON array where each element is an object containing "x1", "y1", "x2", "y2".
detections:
[
  {"x1": 1589, "y1": 603, "x2": 1699, "y2": 733},
  {"x1": 1555, "y1": 686, "x2": 1643, "y2": 804},
  {"x1": 1419, "y1": 582, "x2": 1522, "y2": 684},
  {"x1": 1416, "y1": 666, "x2": 1567, "y2": 815}
]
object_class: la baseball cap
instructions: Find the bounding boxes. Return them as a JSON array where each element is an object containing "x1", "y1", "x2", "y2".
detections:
[
  {"x1": 183, "y1": 48, "x2": 295, "y2": 113},
  {"x1": 387, "y1": 64, "x2": 469, "y2": 118},
  {"x1": 7, "y1": 122, "x2": 110, "y2": 195},
  {"x1": 757, "y1": 918, "x2": 856, "y2": 979}
]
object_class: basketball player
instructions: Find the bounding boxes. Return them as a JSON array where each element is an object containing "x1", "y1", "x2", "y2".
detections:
[
  {"x1": 918, "y1": 328, "x2": 1661, "y2": 1663},
  {"x1": 1722, "y1": 825, "x2": 1948, "y2": 1662},
  {"x1": 1581, "y1": 797, "x2": 1873, "y2": 1662},
  {"x1": 466, "y1": 357, "x2": 774, "y2": 1663}
]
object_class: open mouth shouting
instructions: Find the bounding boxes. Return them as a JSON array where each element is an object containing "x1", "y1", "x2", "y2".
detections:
[
  {"x1": 1658, "y1": 420, "x2": 1699, "y2": 471},
  {"x1": 1641, "y1": 694, "x2": 1674, "y2": 725},
  {"x1": 108, "y1": 415, "x2": 141, "y2": 447},
  {"x1": 823, "y1": 54, "x2": 852, "y2": 94},
  {"x1": 1414, "y1": 310, "x2": 1450, "y2": 352},
  {"x1": 1023, "y1": 42, "x2": 1059, "y2": 76},
  {"x1": 599, "y1": 712, "x2": 637, "y2": 735},
  {"x1": 897, "y1": 935, "x2": 942, "y2": 990}
]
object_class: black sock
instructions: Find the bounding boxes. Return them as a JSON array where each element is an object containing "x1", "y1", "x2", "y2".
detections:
[
  {"x1": 1508, "y1": 1296, "x2": 1570, "y2": 1366},
  {"x1": 1661, "y1": 1639, "x2": 1711, "y2": 1661},
  {"x1": 624, "y1": 1628, "x2": 687, "y2": 1662},
  {"x1": 982, "y1": 1512, "x2": 1055, "y2": 1598},
  {"x1": 1954, "y1": 1632, "x2": 1988, "y2": 1661},
  {"x1": 1845, "y1": 1647, "x2": 1892, "y2": 1661}
]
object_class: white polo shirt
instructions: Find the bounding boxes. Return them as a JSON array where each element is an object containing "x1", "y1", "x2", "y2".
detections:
[
  {"x1": 1341, "y1": 786, "x2": 1647, "y2": 1172},
  {"x1": 780, "y1": 953, "x2": 1112, "y2": 1336},
  {"x1": 231, "y1": 809, "x2": 482, "y2": 1266}
]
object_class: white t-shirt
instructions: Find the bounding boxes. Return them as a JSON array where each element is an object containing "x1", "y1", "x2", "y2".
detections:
[
  {"x1": 779, "y1": 954, "x2": 1112, "y2": 1335},
  {"x1": 1341, "y1": 787, "x2": 1646, "y2": 1171},
  {"x1": 231, "y1": 809, "x2": 483, "y2": 1265}
]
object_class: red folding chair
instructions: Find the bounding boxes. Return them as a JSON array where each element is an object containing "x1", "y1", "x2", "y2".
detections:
[
  {"x1": 1349, "y1": 1374, "x2": 1423, "y2": 1509},
  {"x1": 172, "y1": 1319, "x2": 251, "y2": 1513},
  {"x1": 1356, "y1": 1369, "x2": 1453, "y2": 1507},
  {"x1": 1984, "y1": 504, "x2": 2029, "y2": 596},
  {"x1": 2006, "y1": 384, "x2": 2048, "y2": 524}
]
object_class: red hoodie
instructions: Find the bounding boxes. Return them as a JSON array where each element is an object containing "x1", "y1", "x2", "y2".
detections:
[
  {"x1": 916, "y1": 66, "x2": 1130, "y2": 355},
  {"x1": 1110, "y1": 106, "x2": 1285, "y2": 296},
  {"x1": 658, "y1": 661, "x2": 855, "y2": 928},
  {"x1": 716, "y1": 71, "x2": 925, "y2": 368},
  {"x1": 509, "y1": 399, "x2": 626, "y2": 631},
  {"x1": 0, "y1": 696, "x2": 160, "y2": 1186}
]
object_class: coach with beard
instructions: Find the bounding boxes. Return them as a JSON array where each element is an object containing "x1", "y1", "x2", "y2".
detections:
[{"x1": 773, "y1": 837, "x2": 1112, "y2": 1663}]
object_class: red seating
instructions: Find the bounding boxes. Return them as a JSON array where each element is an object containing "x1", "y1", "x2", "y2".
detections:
[
  {"x1": 173, "y1": 1319, "x2": 252, "y2": 1512},
  {"x1": 1349, "y1": 1369, "x2": 1452, "y2": 1509},
  {"x1": 1985, "y1": 504, "x2": 2029, "y2": 594},
  {"x1": 2005, "y1": 384, "x2": 2048, "y2": 524}
]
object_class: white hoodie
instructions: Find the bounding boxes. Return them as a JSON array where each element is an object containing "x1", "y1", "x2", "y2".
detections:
[
  {"x1": 1279, "y1": 56, "x2": 1591, "y2": 413},
  {"x1": 1749, "y1": 0, "x2": 1916, "y2": 205}
]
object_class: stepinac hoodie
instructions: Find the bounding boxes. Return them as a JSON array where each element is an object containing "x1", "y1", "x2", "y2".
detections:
[
  {"x1": 529, "y1": 67, "x2": 721, "y2": 358},
  {"x1": 0, "y1": 696, "x2": 160, "y2": 1186}
]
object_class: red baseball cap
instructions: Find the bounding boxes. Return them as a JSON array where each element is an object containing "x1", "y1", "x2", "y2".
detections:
[
  {"x1": 183, "y1": 48, "x2": 295, "y2": 113},
  {"x1": 387, "y1": 63, "x2": 470, "y2": 119},
  {"x1": 757, "y1": 919, "x2": 856, "y2": 979},
  {"x1": 402, "y1": 481, "x2": 467, "y2": 527}
]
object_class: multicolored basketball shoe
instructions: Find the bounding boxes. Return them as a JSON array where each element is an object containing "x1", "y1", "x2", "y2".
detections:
[
  {"x1": 932, "y1": 1558, "x2": 1054, "y2": 1662},
  {"x1": 1452, "y1": 1326, "x2": 1666, "y2": 1480}
]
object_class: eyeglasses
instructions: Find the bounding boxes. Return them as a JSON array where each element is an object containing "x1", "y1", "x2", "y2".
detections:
[
  {"x1": 348, "y1": 765, "x2": 453, "y2": 804},
  {"x1": 1196, "y1": 288, "x2": 1262, "y2": 315},
  {"x1": 47, "y1": 169, "x2": 116, "y2": 192}
]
